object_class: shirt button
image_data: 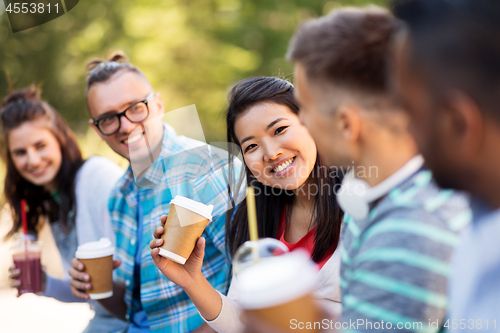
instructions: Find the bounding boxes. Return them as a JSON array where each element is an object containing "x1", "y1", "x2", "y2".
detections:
[
  {"x1": 131, "y1": 239, "x2": 136, "y2": 246},
  {"x1": 125, "y1": 280, "x2": 131, "y2": 287},
  {"x1": 125, "y1": 314, "x2": 130, "y2": 321}
]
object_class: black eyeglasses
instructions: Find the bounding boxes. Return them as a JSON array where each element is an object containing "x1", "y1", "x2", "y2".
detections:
[{"x1": 92, "y1": 92, "x2": 155, "y2": 136}]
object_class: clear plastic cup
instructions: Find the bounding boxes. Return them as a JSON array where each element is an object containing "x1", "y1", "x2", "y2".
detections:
[
  {"x1": 233, "y1": 238, "x2": 289, "y2": 275},
  {"x1": 11, "y1": 237, "x2": 43, "y2": 296}
]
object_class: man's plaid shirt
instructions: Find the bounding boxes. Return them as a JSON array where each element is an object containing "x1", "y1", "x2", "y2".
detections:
[{"x1": 109, "y1": 124, "x2": 234, "y2": 332}]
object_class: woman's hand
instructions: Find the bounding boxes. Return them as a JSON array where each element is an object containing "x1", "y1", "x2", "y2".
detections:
[
  {"x1": 8, "y1": 264, "x2": 21, "y2": 290},
  {"x1": 150, "y1": 214, "x2": 224, "y2": 321},
  {"x1": 8, "y1": 264, "x2": 47, "y2": 295},
  {"x1": 149, "y1": 214, "x2": 206, "y2": 290}
]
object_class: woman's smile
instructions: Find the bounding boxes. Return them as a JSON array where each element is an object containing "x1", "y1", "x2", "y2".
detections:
[
  {"x1": 235, "y1": 102, "x2": 317, "y2": 190},
  {"x1": 270, "y1": 156, "x2": 296, "y2": 176}
]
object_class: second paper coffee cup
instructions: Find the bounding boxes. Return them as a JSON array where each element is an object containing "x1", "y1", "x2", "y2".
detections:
[
  {"x1": 75, "y1": 238, "x2": 114, "y2": 300},
  {"x1": 159, "y1": 195, "x2": 213, "y2": 264},
  {"x1": 237, "y1": 250, "x2": 321, "y2": 332}
]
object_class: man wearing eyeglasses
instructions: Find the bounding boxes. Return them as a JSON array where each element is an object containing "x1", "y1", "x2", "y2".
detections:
[{"x1": 68, "y1": 52, "x2": 232, "y2": 333}]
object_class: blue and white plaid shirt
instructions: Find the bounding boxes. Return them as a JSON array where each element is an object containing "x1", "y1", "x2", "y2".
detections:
[{"x1": 109, "y1": 124, "x2": 235, "y2": 332}]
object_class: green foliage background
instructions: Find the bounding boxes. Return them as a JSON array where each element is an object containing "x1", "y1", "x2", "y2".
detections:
[
  {"x1": 0, "y1": 0, "x2": 387, "y2": 201},
  {"x1": 0, "y1": 0, "x2": 385, "y2": 142},
  {"x1": 0, "y1": 0, "x2": 387, "y2": 199}
]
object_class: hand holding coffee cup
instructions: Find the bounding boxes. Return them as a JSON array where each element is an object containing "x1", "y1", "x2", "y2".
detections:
[
  {"x1": 157, "y1": 196, "x2": 213, "y2": 265},
  {"x1": 71, "y1": 238, "x2": 115, "y2": 300},
  {"x1": 69, "y1": 256, "x2": 121, "y2": 301},
  {"x1": 150, "y1": 196, "x2": 213, "y2": 287},
  {"x1": 150, "y1": 215, "x2": 207, "y2": 289}
]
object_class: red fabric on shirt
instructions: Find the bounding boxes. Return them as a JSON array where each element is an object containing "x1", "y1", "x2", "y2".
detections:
[{"x1": 276, "y1": 208, "x2": 334, "y2": 269}]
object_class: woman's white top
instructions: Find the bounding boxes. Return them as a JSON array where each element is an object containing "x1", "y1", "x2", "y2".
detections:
[{"x1": 43, "y1": 156, "x2": 124, "y2": 301}]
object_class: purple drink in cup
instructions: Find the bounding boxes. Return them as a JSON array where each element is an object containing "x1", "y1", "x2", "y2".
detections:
[{"x1": 11, "y1": 239, "x2": 43, "y2": 296}]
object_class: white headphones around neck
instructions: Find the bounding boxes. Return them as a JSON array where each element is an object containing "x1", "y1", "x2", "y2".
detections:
[{"x1": 337, "y1": 155, "x2": 425, "y2": 220}]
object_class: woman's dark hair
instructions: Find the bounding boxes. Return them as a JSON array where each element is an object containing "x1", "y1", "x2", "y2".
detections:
[
  {"x1": 225, "y1": 77, "x2": 343, "y2": 262},
  {"x1": 1, "y1": 85, "x2": 84, "y2": 239}
]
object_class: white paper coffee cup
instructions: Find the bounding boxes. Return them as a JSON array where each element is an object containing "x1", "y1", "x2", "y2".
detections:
[
  {"x1": 158, "y1": 196, "x2": 213, "y2": 264},
  {"x1": 238, "y1": 249, "x2": 318, "y2": 309},
  {"x1": 238, "y1": 250, "x2": 321, "y2": 332},
  {"x1": 75, "y1": 238, "x2": 115, "y2": 300}
]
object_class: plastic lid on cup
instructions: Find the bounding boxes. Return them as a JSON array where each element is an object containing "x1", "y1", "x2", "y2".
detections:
[
  {"x1": 10, "y1": 236, "x2": 43, "y2": 252},
  {"x1": 11, "y1": 242, "x2": 43, "y2": 252},
  {"x1": 170, "y1": 195, "x2": 213, "y2": 221},
  {"x1": 237, "y1": 249, "x2": 318, "y2": 309},
  {"x1": 75, "y1": 238, "x2": 114, "y2": 259}
]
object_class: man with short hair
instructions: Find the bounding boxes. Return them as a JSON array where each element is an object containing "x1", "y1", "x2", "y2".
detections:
[
  {"x1": 391, "y1": 0, "x2": 500, "y2": 330},
  {"x1": 287, "y1": 7, "x2": 470, "y2": 332},
  {"x1": 68, "y1": 53, "x2": 233, "y2": 333}
]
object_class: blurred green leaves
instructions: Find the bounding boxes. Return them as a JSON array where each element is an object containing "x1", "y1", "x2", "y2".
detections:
[{"x1": 0, "y1": 0, "x2": 385, "y2": 142}]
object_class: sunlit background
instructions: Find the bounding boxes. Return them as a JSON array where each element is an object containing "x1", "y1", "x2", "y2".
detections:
[{"x1": 0, "y1": 0, "x2": 384, "y2": 332}]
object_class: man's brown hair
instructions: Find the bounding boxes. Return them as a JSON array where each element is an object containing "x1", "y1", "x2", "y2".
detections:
[{"x1": 288, "y1": 6, "x2": 398, "y2": 95}]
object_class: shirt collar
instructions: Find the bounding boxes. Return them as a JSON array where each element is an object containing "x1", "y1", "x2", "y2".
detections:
[
  {"x1": 134, "y1": 123, "x2": 177, "y2": 188},
  {"x1": 119, "y1": 124, "x2": 177, "y2": 199}
]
